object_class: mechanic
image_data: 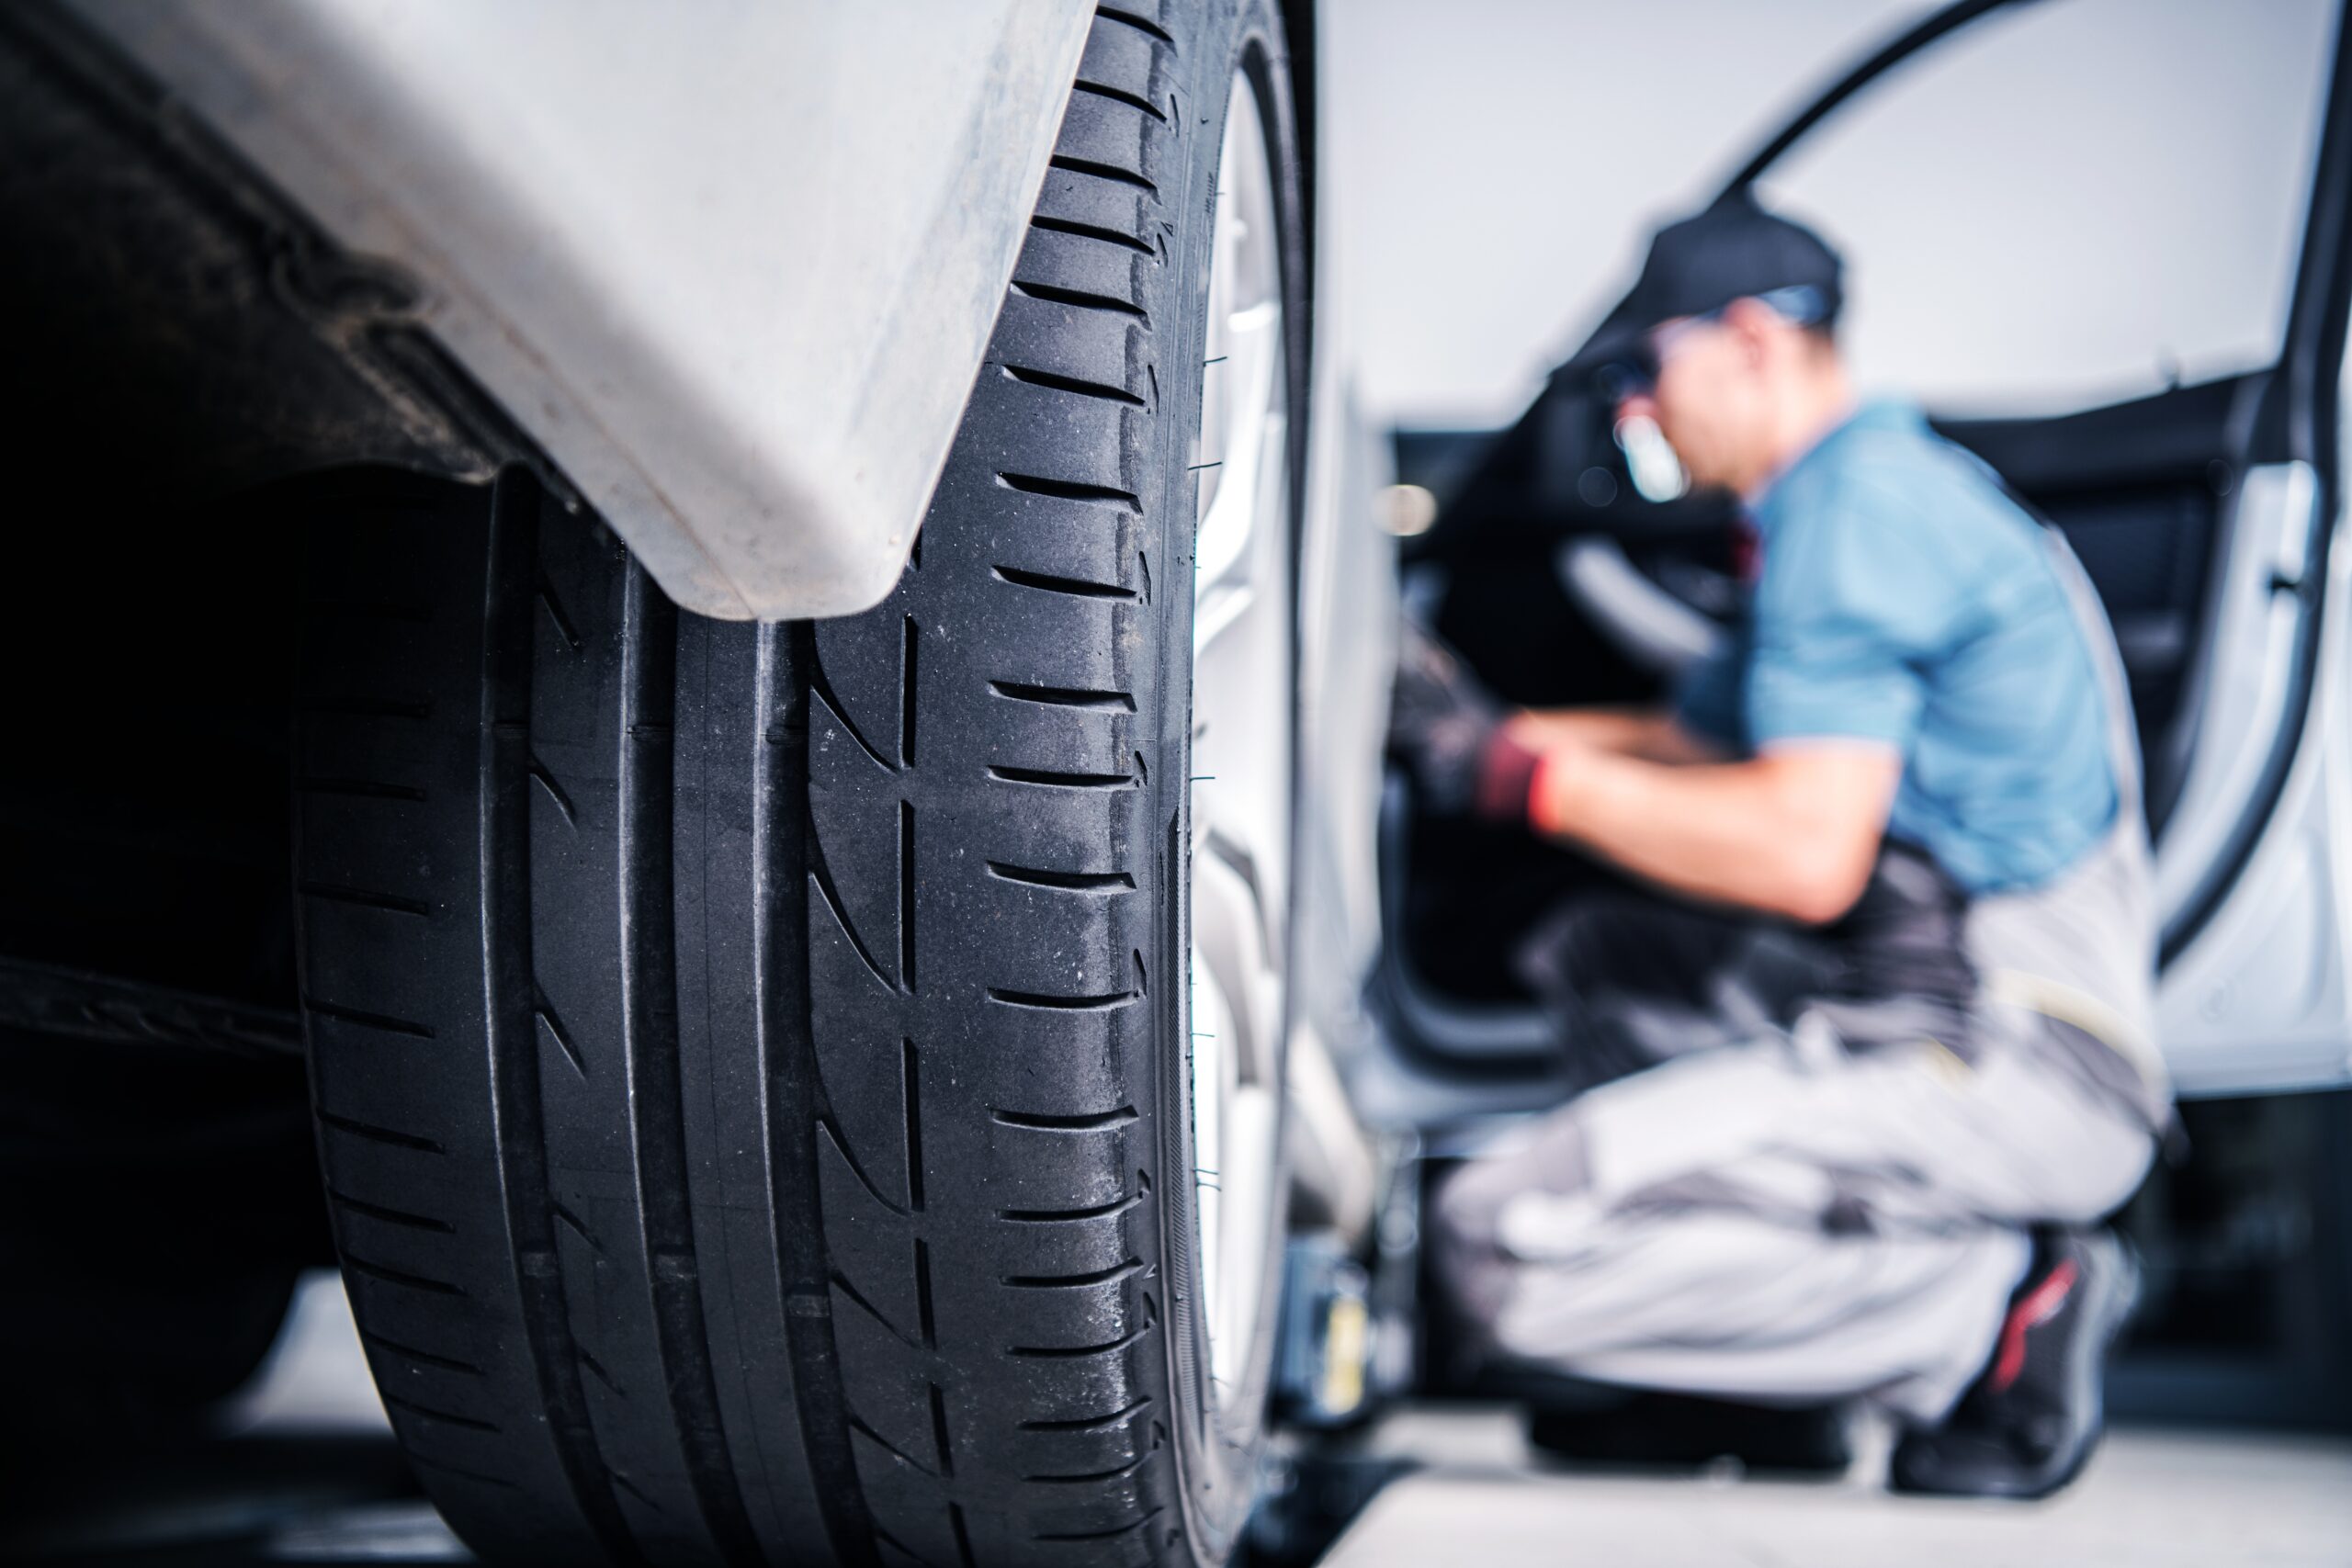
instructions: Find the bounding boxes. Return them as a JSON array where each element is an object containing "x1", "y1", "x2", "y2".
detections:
[{"x1": 1393, "y1": 192, "x2": 2173, "y2": 1499}]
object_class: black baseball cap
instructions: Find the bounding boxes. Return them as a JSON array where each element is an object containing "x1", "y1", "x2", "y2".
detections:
[{"x1": 1564, "y1": 190, "x2": 1844, "y2": 392}]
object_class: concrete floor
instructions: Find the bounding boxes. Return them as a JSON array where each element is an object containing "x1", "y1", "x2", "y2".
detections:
[
  {"x1": 61, "y1": 1277, "x2": 2337, "y2": 1566},
  {"x1": 1324, "y1": 1405, "x2": 2352, "y2": 1568}
]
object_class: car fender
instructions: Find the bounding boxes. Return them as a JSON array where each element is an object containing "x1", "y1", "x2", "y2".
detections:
[{"x1": 68, "y1": 0, "x2": 1094, "y2": 620}]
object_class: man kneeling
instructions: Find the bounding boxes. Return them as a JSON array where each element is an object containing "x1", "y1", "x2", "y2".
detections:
[{"x1": 1392, "y1": 195, "x2": 2170, "y2": 1499}]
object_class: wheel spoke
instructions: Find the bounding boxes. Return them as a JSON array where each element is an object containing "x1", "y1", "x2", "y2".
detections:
[{"x1": 1193, "y1": 843, "x2": 1275, "y2": 1086}]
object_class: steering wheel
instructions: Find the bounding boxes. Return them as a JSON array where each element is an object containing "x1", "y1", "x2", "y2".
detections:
[{"x1": 1555, "y1": 535, "x2": 1736, "y2": 675}]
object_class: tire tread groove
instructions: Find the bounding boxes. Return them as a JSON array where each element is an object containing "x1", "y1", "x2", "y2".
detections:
[
  {"x1": 618, "y1": 566, "x2": 767, "y2": 1567},
  {"x1": 763, "y1": 623, "x2": 886, "y2": 1567},
  {"x1": 477, "y1": 469, "x2": 649, "y2": 1567}
]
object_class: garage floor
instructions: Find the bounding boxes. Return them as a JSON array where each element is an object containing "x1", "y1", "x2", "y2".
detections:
[
  {"x1": 1322, "y1": 1405, "x2": 2352, "y2": 1568},
  {"x1": 18, "y1": 1278, "x2": 2348, "y2": 1565}
]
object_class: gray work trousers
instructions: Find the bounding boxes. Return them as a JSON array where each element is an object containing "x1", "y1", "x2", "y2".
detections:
[
  {"x1": 1434, "y1": 824, "x2": 2163, "y2": 1424},
  {"x1": 1433, "y1": 1024, "x2": 2153, "y2": 1422}
]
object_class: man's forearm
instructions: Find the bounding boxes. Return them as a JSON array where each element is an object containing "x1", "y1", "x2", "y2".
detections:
[
  {"x1": 1528, "y1": 745, "x2": 1892, "y2": 923},
  {"x1": 1509, "y1": 706, "x2": 1721, "y2": 765}
]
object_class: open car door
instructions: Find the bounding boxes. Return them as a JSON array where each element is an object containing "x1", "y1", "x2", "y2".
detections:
[{"x1": 1380, "y1": 0, "x2": 2352, "y2": 1109}]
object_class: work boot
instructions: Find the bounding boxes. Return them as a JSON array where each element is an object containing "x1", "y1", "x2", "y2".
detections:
[{"x1": 1889, "y1": 1227, "x2": 2139, "y2": 1500}]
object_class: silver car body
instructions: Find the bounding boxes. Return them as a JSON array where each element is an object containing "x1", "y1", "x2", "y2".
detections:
[{"x1": 69, "y1": 0, "x2": 1095, "y2": 621}]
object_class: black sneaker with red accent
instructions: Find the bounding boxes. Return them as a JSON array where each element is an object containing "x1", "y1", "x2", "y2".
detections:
[{"x1": 1889, "y1": 1227, "x2": 2140, "y2": 1500}]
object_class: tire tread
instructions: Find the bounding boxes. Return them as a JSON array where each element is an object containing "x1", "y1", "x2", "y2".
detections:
[{"x1": 297, "y1": 7, "x2": 1270, "y2": 1564}]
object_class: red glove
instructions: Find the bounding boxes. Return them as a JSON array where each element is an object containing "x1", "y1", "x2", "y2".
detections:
[{"x1": 1475, "y1": 726, "x2": 1545, "y2": 825}]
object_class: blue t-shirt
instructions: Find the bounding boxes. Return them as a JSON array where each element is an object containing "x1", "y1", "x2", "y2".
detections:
[{"x1": 1674, "y1": 399, "x2": 2121, "y2": 894}]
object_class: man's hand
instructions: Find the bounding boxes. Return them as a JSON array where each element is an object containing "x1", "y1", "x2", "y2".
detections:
[{"x1": 1388, "y1": 622, "x2": 1540, "y2": 820}]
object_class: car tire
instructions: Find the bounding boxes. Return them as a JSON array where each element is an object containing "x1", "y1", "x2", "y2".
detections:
[{"x1": 293, "y1": 5, "x2": 1306, "y2": 1564}]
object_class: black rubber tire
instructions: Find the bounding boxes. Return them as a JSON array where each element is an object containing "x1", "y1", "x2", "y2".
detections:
[{"x1": 292, "y1": 6, "x2": 1306, "y2": 1565}]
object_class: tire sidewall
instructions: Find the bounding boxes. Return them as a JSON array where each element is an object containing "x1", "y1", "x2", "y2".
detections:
[{"x1": 1152, "y1": 3, "x2": 1309, "y2": 1560}]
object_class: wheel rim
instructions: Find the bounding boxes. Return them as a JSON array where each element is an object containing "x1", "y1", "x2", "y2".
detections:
[{"x1": 1187, "y1": 69, "x2": 1290, "y2": 1412}]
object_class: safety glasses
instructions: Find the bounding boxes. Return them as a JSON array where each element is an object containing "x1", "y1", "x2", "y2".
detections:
[{"x1": 1597, "y1": 284, "x2": 1829, "y2": 400}]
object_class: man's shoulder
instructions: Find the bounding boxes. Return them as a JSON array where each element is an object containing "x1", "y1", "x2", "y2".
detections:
[
  {"x1": 1755, "y1": 410, "x2": 2062, "y2": 651},
  {"x1": 1772, "y1": 409, "x2": 2039, "y2": 576},
  {"x1": 1764, "y1": 450, "x2": 1949, "y2": 582}
]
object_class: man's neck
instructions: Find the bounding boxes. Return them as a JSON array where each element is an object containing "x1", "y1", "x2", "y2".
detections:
[{"x1": 1742, "y1": 367, "x2": 1858, "y2": 502}]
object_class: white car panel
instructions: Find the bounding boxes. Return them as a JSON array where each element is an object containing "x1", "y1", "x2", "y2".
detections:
[
  {"x1": 71, "y1": 0, "x2": 1094, "y2": 621},
  {"x1": 2156, "y1": 355, "x2": 2352, "y2": 1093},
  {"x1": 2152, "y1": 462, "x2": 2319, "y2": 922},
  {"x1": 2155, "y1": 529, "x2": 2352, "y2": 1094}
]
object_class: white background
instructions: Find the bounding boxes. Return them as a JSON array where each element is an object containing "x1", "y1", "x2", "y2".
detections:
[{"x1": 1324, "y1": 0, "x2": 2340, "y2": 428}]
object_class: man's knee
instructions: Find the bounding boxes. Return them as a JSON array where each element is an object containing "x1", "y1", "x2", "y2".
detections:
[
  {"x1": 1431, "y1": 1156, "x2": 1508, "y2": 1258},
  {"x1": 1430, "y1": 1111, "x2": 1600, "y2": 1327},
  {"x1": 1430, "y1": 1157, "x2": 1521, "y2": 1334}
]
